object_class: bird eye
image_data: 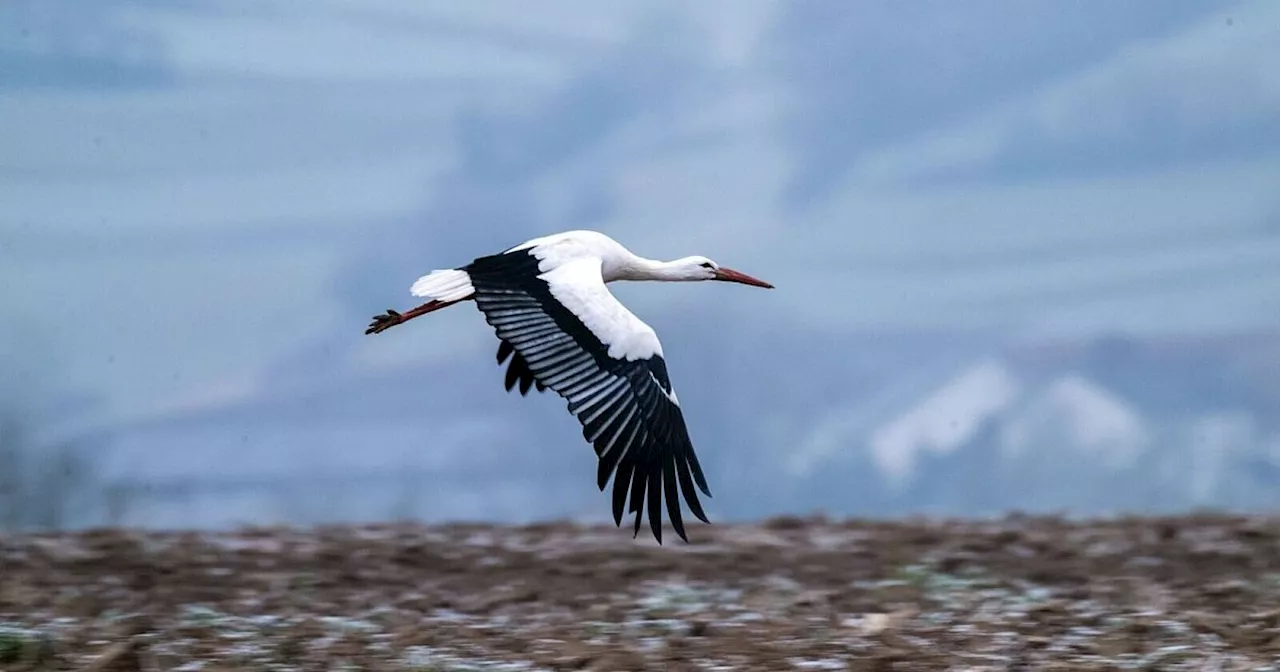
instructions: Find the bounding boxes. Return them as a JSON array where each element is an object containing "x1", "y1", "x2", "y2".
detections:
[{"x1": 700, "y1": 262, "x2": 715, "y2": 269}]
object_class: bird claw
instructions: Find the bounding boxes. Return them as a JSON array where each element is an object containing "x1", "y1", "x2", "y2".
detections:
[{"x1": 364, "y1": 309, "x2": 402, "y2": 335}]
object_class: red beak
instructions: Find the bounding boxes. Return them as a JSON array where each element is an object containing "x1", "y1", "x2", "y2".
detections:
[{"x1": 713, "y1": 267, "x2": 774, "y2": 289}]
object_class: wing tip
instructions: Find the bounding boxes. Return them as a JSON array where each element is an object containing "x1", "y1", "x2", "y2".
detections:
[{"x1": 606, "y1": 454, "x2": 709, "y2": 545}]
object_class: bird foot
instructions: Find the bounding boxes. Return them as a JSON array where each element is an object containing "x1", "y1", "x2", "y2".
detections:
[{"x1": 365, "y1": 309, "x2": 402, "y2": 335}]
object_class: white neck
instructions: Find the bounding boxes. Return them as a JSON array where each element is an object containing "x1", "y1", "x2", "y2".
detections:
[{"x1": 610, "y1": 255, "x2": 691, "y2": 282}]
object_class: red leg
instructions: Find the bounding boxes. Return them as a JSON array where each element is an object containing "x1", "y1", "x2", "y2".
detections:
[{"x1": 364, "y1": 299, "x2": 459, "y2": 335}]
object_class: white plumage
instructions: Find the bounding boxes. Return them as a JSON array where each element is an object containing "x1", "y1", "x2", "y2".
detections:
[
  {"x1": 366, "y1": 229, "x2": 773, "y2": 544},
  {"x1": 544, "y1": 258, "x2": 663, "y2": 362},
  {"x1": 409, "y1": 269, "x2": 474, "y2": 302}
]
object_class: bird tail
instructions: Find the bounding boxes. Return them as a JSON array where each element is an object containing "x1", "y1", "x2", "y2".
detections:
[{"x1": 410, "y1": 268, "x2": 475, "y2": 302}]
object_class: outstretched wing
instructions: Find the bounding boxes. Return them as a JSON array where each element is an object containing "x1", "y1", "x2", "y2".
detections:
[{"x1": 465, "y1": 249, "x2": 711, "y2": 543}]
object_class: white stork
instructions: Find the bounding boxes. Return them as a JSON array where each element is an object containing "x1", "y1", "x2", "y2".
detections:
[{"x1": 364, "y1": 230, "x2": 773, "y2": 544}]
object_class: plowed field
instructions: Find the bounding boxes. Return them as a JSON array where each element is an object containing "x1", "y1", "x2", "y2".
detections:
[{"x1": 4, "y1": 514, "x2": 1280, "y2": 670}]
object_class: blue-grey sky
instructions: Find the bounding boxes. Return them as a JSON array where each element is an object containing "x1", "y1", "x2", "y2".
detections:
[{"x1": 3, "y1": 0, "x2": 1278, "y2": 450}]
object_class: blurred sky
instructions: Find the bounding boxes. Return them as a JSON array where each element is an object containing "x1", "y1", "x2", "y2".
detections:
[{"x1": 2, "y1": 0, "x2": 1278, "y2": 437}]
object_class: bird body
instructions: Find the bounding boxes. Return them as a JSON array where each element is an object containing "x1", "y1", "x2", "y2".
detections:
[{"x1": 366, "y1": 230, "x2": 772, "y2": 543}]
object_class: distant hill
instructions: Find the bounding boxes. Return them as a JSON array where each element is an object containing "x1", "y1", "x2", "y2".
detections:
[{"x1": 93, "y1": 328, "x2": 1280, "y2": 528}]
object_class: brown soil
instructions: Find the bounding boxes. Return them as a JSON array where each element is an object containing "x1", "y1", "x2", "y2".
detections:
[{"x1": 3, "y1": 513, "x2": 1280, "y2": 670}]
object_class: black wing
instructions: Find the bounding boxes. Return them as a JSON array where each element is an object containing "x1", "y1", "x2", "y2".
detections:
[
  {"x1": 496, "y1": 339, "x2": 548, "y2": 396},
  {"x1": 466, "y1": 250, "x2": 712, "y2": 544}
]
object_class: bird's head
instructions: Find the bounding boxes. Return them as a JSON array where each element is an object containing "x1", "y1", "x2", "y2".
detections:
[{"x1": 671, "y1": 256, "x2": 774, "y2": 288}]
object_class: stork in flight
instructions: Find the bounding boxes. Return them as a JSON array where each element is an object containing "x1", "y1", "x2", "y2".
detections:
[{"x1": 364, "y1": 230, "x2": 773, "y2": 544}]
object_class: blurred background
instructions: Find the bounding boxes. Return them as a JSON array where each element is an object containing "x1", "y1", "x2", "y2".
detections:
[{"x1": 2, "y1": 0, "x2": 1278, "y2": 532}]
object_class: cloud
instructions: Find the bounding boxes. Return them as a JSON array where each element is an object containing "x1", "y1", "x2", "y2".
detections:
[
  {"x1": 761, "y1": 0, "x2": 1216, "y2": 200},
  {"x1": 847, "y1": 1, "x2": 1280, "y2": 183}
]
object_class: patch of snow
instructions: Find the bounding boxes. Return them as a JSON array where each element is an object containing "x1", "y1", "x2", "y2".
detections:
[
  {"x1": 1001, "y1": 373, "x2": 1149, "y2": 468},
  {"x1": 870, "y1": 359, "x2": 1021, "y2": 482}
]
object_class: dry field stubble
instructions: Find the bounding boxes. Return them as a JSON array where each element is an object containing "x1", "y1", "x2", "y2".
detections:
[{"x1": 3, "y1": 514, "x2": 1280, "y2": 670}]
